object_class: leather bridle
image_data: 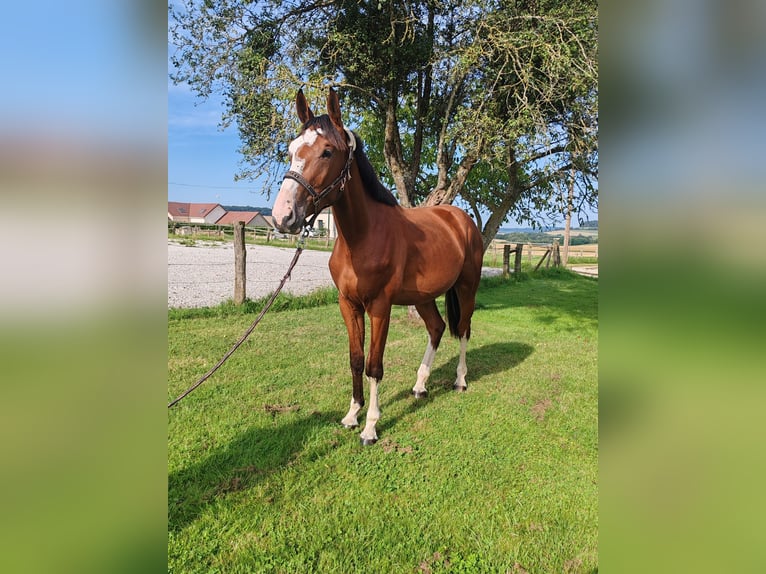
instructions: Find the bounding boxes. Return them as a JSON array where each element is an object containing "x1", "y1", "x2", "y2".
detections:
[{"x1": 281, "y1": 128, "x2": 356, "y2": 228}]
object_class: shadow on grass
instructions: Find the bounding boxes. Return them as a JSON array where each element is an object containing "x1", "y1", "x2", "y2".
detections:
[
  {"x1": 378, "y1": 341, "x2": 534, "y2": 434},
  {"x1": 168, "y1": 409, "x2": 341, "y2": 533},
  {"x1": 169, "y1": 343, "x2": 533, "y2": 532}
]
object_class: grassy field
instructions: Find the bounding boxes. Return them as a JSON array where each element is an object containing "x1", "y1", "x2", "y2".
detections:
[{"x1": 168, "y1": 269, "x2": 598, "y2": 573}]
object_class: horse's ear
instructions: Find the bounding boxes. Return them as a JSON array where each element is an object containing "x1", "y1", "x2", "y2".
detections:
[
  {"x1": 296, "y1": 89, "x2": 314, "y2": 125},
  {"x1": 327, "y1": 87, "x2": 344, "y2": 131}
]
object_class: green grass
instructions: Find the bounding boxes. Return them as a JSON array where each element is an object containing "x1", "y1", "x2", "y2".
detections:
[
  {"x1": 168, "y1": 286, "x2": 340, "y2": 321},
  {"x1": 566, "y1": 256, "x2": 599, "y2": 265},
  {"x1": 168, "y1": 271, "x2": 597, "y2": 573}
]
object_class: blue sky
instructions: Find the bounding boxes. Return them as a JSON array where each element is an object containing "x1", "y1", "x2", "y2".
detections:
[{"x1": 168, "y1": 81, "x2": 270, "y2": 206}]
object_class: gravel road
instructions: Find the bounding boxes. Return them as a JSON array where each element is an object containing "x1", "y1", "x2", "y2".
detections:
[
  {"x1": 168, "y1": 240, "x2": 335, "y2": 308},
  {"x1": 168, "y1": 239, "x2": 504, "y2": 309}
]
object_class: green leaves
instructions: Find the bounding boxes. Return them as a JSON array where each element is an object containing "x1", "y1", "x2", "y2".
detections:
[{"x1": 170, "y1": 0, "x2": 597, "y2": 234}]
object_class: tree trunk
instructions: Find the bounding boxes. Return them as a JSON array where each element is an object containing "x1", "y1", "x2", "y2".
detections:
[
  {"x1": 410, "y1": 7, "x2": 434, "y2": 191},
  {"x1": 562, "y1": 166, "x2": 575, "y2": 266},
  {"x1": 384, "y1": 97, "x2": 413, "y2": 207},
  {"x1": 407, "y1": 305, "x2": 421, "y2": 322},
  {"x1": 480, "y1": 147, "x2": 523, "y2": 251}
]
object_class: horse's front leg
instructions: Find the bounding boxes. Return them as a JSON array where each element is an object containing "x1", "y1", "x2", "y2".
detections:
[
  {"x1": 338, "y1": 294, "x2": 365, "y2": 429},
  {"x1": 359, "y1": 302, "x2": 392, "y2": 446}
]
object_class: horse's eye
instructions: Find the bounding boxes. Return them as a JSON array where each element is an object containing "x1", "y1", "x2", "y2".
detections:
[{"x1": 321, "y1": 149, "x2": 332, "y2": 159}]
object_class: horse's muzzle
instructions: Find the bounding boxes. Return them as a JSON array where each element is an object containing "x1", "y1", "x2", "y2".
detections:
[
  {"x1": 273, "y1": 183, "x2": 306, "y2": 235},
  {"x1": 274, "y1": 208, "x2": 303, "y2": 235}
]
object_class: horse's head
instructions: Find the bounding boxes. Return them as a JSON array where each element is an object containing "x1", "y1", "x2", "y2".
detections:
[{"x1": 272, "y1": 88, "x2": 355, "y2": 235}]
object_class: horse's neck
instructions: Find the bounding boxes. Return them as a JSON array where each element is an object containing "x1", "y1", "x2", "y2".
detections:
[{"x1": 332, "y1": 169, "x2": 373, "y2": 246}]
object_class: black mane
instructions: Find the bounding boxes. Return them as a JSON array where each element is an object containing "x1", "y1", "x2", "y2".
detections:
[
  {"x1": 301, "y1": 115, "x2": 398, "y2": 207},
  {"x1": 350, "y1": 132, "x2": 399, "y2": 207}
]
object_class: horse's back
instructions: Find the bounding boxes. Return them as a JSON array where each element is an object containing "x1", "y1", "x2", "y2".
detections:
[
  {"x1": 403, "y1": 204, "x2": 480, "y2": 245},
  {"x1": 409, "y1": 204, "x2": 483, "y2": 269},
  {"x1": 396, "y1": 204, "x2": 483, "y2": 292}
]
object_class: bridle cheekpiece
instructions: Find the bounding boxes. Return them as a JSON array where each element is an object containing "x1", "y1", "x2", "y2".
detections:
[{"x1": 282, "y1": 127, "x2": 356, "y2": 233}]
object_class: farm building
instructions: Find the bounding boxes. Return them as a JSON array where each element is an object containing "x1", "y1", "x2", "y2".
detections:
[
  {"x1": 168, "y1": 202, "x2": 226, "y2": 225},
  {"x1": 167, "y1": 201, "x2": 336, "y2": 237},
  {"x1": 312, "y1": 209, "x2": 337, "y2": 238},
  {"x1": 215, "y1": 211, "x2": 272, "y2": 228}
]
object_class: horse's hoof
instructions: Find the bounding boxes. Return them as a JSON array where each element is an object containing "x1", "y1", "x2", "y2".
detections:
[
  {"x1": 342, "y1": 423, "x2": 358, "y2": 429},
  {"x1": 453, "y1": 385, "x2": 467, "y2": 392},
  {"x1": 360, "y1": 437, "x2": 378, "y2": 446},
  {"x1": 412, "y1": 390, "x2": 428, "y2": 399}
]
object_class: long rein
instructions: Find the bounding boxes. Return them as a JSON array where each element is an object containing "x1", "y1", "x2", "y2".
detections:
[
  {"x1": 168, "y1": 223, "x2": 314, "y2": 409},
  {"x1": 169, "y1": 135, "x2": 356, "y2": 409}
]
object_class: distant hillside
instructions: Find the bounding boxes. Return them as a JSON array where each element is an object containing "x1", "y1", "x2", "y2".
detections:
[
  {"x1": 222, "y1": 205, "x2": 272, "y2": 215},
  {"x1": 496, "y1": 229, "x2": 598, "y2": 245}
]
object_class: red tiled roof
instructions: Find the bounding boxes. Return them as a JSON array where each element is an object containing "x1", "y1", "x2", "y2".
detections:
[
  {"x1": 168, "y1": 202, "x2": 222, "y2": 217},
  {"x1": 215, "y1": 211, "x2": 263, "y2": 225}
]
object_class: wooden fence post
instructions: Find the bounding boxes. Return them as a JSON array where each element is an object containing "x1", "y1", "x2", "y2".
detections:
[
  {"x1": 534, "y1": 248, "x2": 552, "y2": 272},
  {"x1": 552, "y1": 239, "x2": 561, "y2": 267},
  {"x1": 514, "y1": 243, "x2": 523, "y2": 276},
  {"x1": 234, "y1": 221, "x2": 246, "y2": 304},
  {"x1": 502, "y1": 244, "x2": 511, "y2": 278}
]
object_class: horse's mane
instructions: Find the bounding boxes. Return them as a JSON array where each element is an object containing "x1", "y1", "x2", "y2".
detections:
[
  {"x1": 350, "y1": 131, "x2": 398, "y2": 207},
  {"x1": 301, "y1": 115, "x2": 398, "y2": 207},
  {"x1": 301, "y1": 115, "x2": 348, "y2": 152}
]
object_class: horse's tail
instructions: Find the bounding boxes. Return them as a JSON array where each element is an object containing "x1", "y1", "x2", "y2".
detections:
[{"x1": 445, "y1": 286, "x2": 461, "y2": 339}]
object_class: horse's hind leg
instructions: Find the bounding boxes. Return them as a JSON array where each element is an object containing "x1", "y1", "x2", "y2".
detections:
[
  {"x1": 412, "y1": 301, "x2": 446, "y2": 398},
  {"x1": 452, "y1": 280, "x2": 479, "y2": 392},
  {"x1": 454, "y1": 335, "x2": 469, "y2": 391}
]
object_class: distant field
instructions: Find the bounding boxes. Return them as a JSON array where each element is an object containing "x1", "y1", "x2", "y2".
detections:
[{"x1": 544, "y1": 228, "x2": 599, "y2": 238}]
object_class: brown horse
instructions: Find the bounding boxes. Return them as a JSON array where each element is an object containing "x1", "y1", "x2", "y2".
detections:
[{"x1": 272, "y1": 88, "x2": 484, "y2": 445}]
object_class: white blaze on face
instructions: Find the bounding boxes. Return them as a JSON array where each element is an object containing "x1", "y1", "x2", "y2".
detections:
[
  {"x1": 273, "y1": 127, "x2": 322, "y2": 229},
  {"x1": 288, "y1": 128, "x2": 320, "y2": 174}
]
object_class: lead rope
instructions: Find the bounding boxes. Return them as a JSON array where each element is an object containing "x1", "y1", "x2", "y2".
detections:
[{"x1": 168, "y1": 229, "x2": 311, "y2": 409}]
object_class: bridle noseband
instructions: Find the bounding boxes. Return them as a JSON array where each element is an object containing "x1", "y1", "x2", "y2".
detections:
[{"x1": 281, "y1": 128, "x2": 356, "y2": 229}]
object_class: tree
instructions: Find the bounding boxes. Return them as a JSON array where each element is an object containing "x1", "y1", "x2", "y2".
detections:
[
  {"x1": 170, "y1": 0, "x2": 597, "y2": 250},
  {"x1": 555, "y1": 110, "x2": 598, "y2": 265}
]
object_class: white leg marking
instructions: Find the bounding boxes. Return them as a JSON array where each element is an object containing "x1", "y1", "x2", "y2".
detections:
[
  {"x1": 454, "y1": 336, "x2": 468, "y2": 390},
  {"x1": 360, "y1": 376, "x2": 380, "y2": 443},
  {"x1": 341, "y1": 398, "x2": 362, "y2": 428},
  {"x1": 413, "y1": 342, "x2": 436, "y2": 395}
]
